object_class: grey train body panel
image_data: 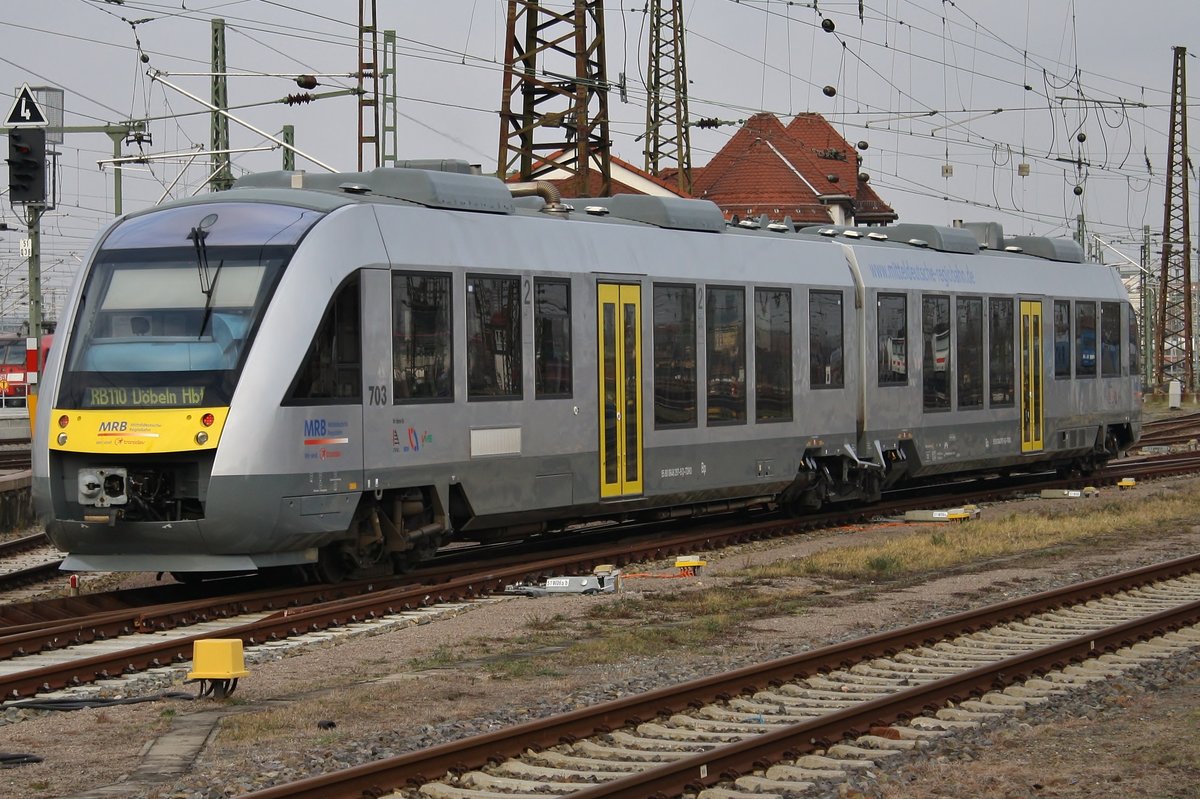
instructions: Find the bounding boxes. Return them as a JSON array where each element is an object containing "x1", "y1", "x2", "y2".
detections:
[{"x1": 34, "y1": 166, "x2": 1142, "y2": 575}]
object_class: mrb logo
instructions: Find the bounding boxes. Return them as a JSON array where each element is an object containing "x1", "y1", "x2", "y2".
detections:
[
  {"x1": 98, "y1": 420, "x2": 128, "y2": 433},
  {"x1": 303, "y1": 418, "x2": 327, "y2": 437}
]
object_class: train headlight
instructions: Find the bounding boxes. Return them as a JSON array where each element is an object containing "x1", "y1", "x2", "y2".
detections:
[
  {"x1": 56, "y1": 432, "x2": 67, "y2": 445},
  {"x1": 195, "y1": 431, "x2": 209, "y2": 445}
]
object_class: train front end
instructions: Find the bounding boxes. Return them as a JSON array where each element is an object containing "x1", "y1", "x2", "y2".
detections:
[{"x1": 33, "y1": 199, "x2": 324, "y2": 575}]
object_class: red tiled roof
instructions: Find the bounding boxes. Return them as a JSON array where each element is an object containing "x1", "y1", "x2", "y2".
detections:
[
  {"x1": 692, "y1": 112, "x2": 897, "y2": 225},
  {"x1": 506, "y1": 150, "x2": 690, "y2": 197}
]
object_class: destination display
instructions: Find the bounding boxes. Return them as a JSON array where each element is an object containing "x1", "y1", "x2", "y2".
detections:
[{"x1": 84, "y1": 386, "x2": 207, "y2": 408}]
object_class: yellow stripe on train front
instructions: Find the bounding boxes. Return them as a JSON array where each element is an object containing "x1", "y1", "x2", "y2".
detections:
[{"x1": 48, "y1": 407, "x2": 229, "y2": 454}]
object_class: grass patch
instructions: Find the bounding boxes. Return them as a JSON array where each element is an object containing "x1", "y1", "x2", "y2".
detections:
[
  {"x1": 738, "y1": 483, "x2": 1200, "y2": 581},
  {"x1": 406, "y1": 645, "x2": 459, "y2": 671}
]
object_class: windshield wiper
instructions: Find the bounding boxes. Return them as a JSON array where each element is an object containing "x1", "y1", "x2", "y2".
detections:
[
  {"x1": 187, "y1": 214, "x2": 221, "y2": 339},
  {"x1": 197, "y1": 259, "x2": 225, "y2": 340}
]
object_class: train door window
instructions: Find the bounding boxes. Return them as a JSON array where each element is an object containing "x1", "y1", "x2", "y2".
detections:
[
  {"x1": 706, "y1": 286, "x2": 746, "y2": 423},
  {"x1": 809, "y1": 290, "x2": 844, "y2": 389},
  {"x1": 534, "y1": 279, "x2": 571, "y2": 398},
  {"x1": 286, "y1": 275, "x2": 361, "y2": 403},
  {"x1": 1127, "y1": 303, "x2": 1141, "y2": 377},
  {"x1": 877, "y1": 293, "x2": 907, "y2": 386},
  {"x1": 1053, "y1": 300, "x2": 1071, "y2": 378},
  {"x1": 653, "y1": 283, "x2": 697, "y2": 428},
  {"x1": 467, "y1": 275, "x2": 522, "y2": 399},
  {"x1": 988, "y1": 297, "x2": 1015, "y2": 407},
  {"x1": 754, "y1": 287, "x2": 792, "y2": 422},
  {"x1": 1100, "y1": 301, "x2": 1122, "y2": 377},
  {"x1": 921, "y1": 294, "x2": 950, "y2": 411},
  {"x1": 1074, "y1": 301, "x2": 1097, "y2": 378},
  {"x1": 956, "y1": 296, "x2": 984, "y2": 409},
  {"x1": 392, "y1": 272, "x2": 452, "y2": 402}
]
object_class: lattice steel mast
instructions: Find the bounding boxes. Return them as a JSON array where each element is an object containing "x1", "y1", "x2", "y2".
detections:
[
  {"x1": 1155, "y1": 45, "x2": 1193, "y2": 389},
  {"x1": 497, "y1": 0, "x2": 612, "y2": 197},
  {"x1": 210, "y1": 19, "x2": 233, "y2": 191},
  {"x1": 358, "y1": 0, "x2": 380, "y2": 170},
  {"x1": 644, "y1": 0, "x2": 692, "y2": 194}
]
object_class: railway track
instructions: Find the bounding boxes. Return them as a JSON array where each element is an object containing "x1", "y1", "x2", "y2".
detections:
[
  {"x1": 0, "y1": 450, "x2": 1194, "y2": 703},
  {"x1": 238, "y1": 555, "x2": 1200, "y2": 799}
]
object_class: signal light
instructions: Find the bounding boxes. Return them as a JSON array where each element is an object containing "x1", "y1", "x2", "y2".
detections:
[
  {"x1": 201, "y1": 412, "x2": 215, "y2": 427},
  {"x1": 6, "y1": 128, "x2": 46, "y2": 204},
  {"x1": 57, "y1": 414, "x2": 69, "y2": 428}
]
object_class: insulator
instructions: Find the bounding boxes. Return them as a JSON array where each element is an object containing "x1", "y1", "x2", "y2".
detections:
[
  {"x1": 823, "y1": 85, "x2": 837, "y2": 97},
  {"x1": 822, "y1": 18, "x2": 835, "y2": 32},
  {"x1": 284, "y1": 93, "x2": 315, "y2": 106},
  {"x1": 295, "y1": 74, "x2": 319, "y2": 90}
]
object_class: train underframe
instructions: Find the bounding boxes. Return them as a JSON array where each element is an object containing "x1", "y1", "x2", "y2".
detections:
[
  {"x1": 61, "y1": 421, "x2": 1134, "y2": 584},
  {"x1": 310, "y1": 421, "x2": 1135, "y2": 582}
]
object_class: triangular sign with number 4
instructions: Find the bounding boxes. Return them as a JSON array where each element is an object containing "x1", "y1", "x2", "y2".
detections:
[{"x1": 5, "y1": 84, "x2": 48, "y2": 127}]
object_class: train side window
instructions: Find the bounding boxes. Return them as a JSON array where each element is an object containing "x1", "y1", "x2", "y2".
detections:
[
  {"x1": 809, "y1": 290, "x2": 843, "y2": 389},
  {"x1": 286, "y1": 275, "x2": 361, "y2": 404},
  {"x1": 956, "y1": 296, "x2": 984, "y2": 409},
  {"x1": 393, "y1": 272, "x2": 452, "y2": 402},
  {"x1": 754, "y1": 287, "x2": 792, "y2": 422},
  {"x1": 988, "y1": 297, "x2": 1015, "y2": 407},
  {"x1": 876, "y1": 293, "x2": 907, "y2": 386},
  {"x1": 706, "y1": 286, "x2": 746, "y2": 423},
  {"x1": 1075, "y1": 300, "x2": 1097, "y2": 378},
  {"x1": 467, "y1": 275, "x2": 522, "y2": 400},
  {"x1": 534, "y1": 279, "x2": 571, "y2": 398},
  {"x1": 1100, "y1": 301, "x2": 1122, "y2": 378},
  {"x1": 653, "y1": 283, "x2": 697, "y2": 428},
  {"x1": 1127, "y1": 303, "x2": 1141, "y2": 377},
  {"x1": 1053, "y1": 300, "x2": 1071, "y2": 378},
  {"x1": 921, "y1": 294, "x2": 950, "y2": 411}
]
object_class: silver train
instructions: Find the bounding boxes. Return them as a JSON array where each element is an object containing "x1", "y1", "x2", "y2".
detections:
[{"x1": 32, "y1": 162, "x2": 1142, "y2": 581}]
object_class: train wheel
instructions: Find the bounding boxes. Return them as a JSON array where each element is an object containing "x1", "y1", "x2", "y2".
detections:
[{"x1": 314, "y1": 547, "x2": 350, "y2": 583}]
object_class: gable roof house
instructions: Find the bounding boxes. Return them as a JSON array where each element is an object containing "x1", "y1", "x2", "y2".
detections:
[{"x1": 689, "y1": 112, "x2": 897, "y2": 228}]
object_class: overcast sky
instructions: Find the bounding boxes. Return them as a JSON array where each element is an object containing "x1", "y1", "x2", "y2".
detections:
[{"x1": 2, "y1": 0, "x2": 1198, "y2": 321}]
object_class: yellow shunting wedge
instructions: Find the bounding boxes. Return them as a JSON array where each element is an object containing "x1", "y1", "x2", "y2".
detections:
[{"x1": 1117, "y1": 477, "x2": 1137, "y2": 490}]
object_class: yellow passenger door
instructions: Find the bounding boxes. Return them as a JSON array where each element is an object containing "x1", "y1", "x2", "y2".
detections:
[
  {"x1": 1020, "y1": 299, "x2": 1044, "y2": 453},
  {"x1": 598, "y1": 283, "x2": 643, "y2": 497}
]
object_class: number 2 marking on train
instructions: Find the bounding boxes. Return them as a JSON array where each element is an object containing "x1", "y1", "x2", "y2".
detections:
[{"x1": 368, "y1": 384, "x2": 388, "y2": 405}]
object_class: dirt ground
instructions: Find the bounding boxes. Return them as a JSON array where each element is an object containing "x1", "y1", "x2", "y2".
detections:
[{"x1": 1, "y1": 473, "x2": 1199, "y2": 798}]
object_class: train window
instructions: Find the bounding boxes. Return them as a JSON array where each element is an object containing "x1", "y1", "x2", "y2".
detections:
[
  {"x1": 1053, "y1": 300, "x2": 1071, "y2": 378},
  {"x1": 956, "y1": 296, "x2": 984, "y2": 410},
  {"x1": 706, "y1": 286, "x2": 746, "y2": 423},
  {"x1": 809, "y1": 290, "x2": 843, "y2": 389},
  {"x1": 754, "y1": 288, "x2": 792, "y2": 422},
  {"x1": 1100, "y1": 302, "x2": 1122, "y2": 378},
  {"x1": 1127, "y1": 303, "x2": 1141, "y2": 377},
  {"x1": 988, "y1": 297, "x2": 1015, "y2": 407},
  {"x1": 653, "y1": 284, "x2": 697, "y2": 428},
  {"x1": 393, "y1": 273, "x2": 452, "y2": 402},
  {"x1": 467, "y1": 275, "x2": 522, "y2": 399},
  {"x1": 922, "y1": 294, "x2": 950, "y2": 411},
  {"x1": 287, "y1": 275, "x2": 362, "y2": 403},
  {"x1": 535, "y1": 279, "x2": 572, "y2": 398},
  {"x1": 1056, "y1": 298, "x2": 1075, "y2": 376},
  {"x1": 1074, "y1": 301, "x2": 1097, "y2": 378},
  {"x1": 876, "y1": 293, "x2": 907, "y2": 386}
]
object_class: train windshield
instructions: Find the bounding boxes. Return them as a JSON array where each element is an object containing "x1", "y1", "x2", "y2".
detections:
[{"x1": 56, "y1": 202, "x2": 323, "y2": 409}]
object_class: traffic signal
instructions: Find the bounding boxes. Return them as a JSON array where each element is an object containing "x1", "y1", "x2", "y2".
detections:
[{"x1": 7, "y1": 128, "x2": 46, "y2": 204}]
